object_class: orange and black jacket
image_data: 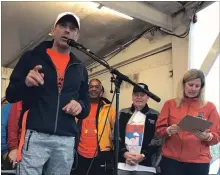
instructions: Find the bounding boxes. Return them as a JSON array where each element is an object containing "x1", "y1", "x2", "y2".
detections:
[
  {"x1": 76, "y1": 97, "x2": 116, "y2": 152},
  {"x1": 6, "y1": 40, "x2": 90, "y2": 137}
]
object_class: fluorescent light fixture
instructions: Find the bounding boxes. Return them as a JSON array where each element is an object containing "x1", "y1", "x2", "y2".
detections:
[
  {"x1": 100, "y1": 6, "x2": 133, "y2": 20},
  {"x1": 84, "y1": 2, "x2": 100, "y2": 9},
  {"x1": 82, "y1": 2, "x2": 133, "y2": 20}
]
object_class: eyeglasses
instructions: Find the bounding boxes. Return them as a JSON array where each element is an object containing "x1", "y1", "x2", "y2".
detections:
[
  {"x1": 133, "y1": 93, "x2": 146, "y2": 97},
  {"x1": 89, "y1": 85, "x2": 101, "y2": 89}
]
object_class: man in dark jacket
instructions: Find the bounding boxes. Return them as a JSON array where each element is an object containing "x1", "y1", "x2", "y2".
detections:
[
  {"x1": 6, "y1": 12, "x2": 90, "y2": 175},
  {"x1": 118, "y1": 83, "x2": 162, "y2": 175}
]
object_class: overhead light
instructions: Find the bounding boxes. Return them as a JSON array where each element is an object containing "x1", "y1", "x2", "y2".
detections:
[
  {"x1": 100, "y1": 6, "x2": 134, "y2": 20},
  {"x1": 83, "y1": 2, "x2": 100, "y2": 9},
  {"x1": 81, "y1": 2, "x2": 133, "y2": 20}
]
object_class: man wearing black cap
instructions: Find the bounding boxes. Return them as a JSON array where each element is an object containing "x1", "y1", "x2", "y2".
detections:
[
  {"x1": 117, "y1": 83, "x2": 162, "y2": 175},
  {"x1": 6, "y1": 12, "x2": 90, "y2": 174}
]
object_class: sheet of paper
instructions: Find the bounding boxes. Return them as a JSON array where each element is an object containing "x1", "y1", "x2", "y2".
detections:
[
  {"x1": 118, "y1": 163, "x2": 138, "y2": 171},
  {"x1": 131, "y1": 111, "x2": 146, "y2": 123},
  {"x1": 137, "y1": 165, "x2": 156, "y2": 173},
  {"x1": 118, "y1": 163, "x2": 156, "y2": 173}
]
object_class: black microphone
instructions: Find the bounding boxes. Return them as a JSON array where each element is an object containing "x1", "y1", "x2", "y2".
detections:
[
  {"x1": 67, "y1": 39, "x2": 95, "y2": 54},
  {"x1": 67, "y1": 39, "x2": 160, "y2": 102},
  {"x1": 67, "y1": 39, "x2": 82, "y2": 48}
]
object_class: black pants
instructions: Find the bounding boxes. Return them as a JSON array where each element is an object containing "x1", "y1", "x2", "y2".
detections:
[
  {"x1": 71, "y1": 153, "x2": 113, "y2": 175},
  {"x1": 161, "y1": 156, "x2": 210, "y2": 175}
]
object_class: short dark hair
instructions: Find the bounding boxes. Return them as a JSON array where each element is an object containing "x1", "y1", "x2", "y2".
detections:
[
  {"x1": 89, "y1": 79, "x2": 102, "y2": 89},
  {"x1": 89, "y1": 78, "x2": 102, "y2": 85},
  {"x1": 101, "y1": 86, "x2": 105, "y2": 93}
]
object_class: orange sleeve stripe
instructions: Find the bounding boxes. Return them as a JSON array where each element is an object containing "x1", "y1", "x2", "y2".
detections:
[{"x1": 16, "y1": 110, "x2": 29, "y2": 162}]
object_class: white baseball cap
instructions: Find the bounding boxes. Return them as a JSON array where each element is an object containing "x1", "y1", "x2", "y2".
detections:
[{"x1": 54, "y1": 12, "x2": 80, "y2": 30}]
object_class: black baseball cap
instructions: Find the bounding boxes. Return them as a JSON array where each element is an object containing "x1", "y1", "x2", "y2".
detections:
[{"x1": 133, "y1": 83, "x2": 149, "y2": 93}]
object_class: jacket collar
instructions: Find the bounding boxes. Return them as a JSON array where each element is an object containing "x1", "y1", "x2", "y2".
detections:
[
  {"x1": 98, "y1": 97, "x2": 111, "y2": 107},
  {"x1": 32, "y1": 40, "x2": 81, "y2": 64},
  {"x1": 130, "y1": 103, "x2": 149, "y2": 114},
  {"x1": 90, "y1": 97, "x2": 111, "y2": 109}
]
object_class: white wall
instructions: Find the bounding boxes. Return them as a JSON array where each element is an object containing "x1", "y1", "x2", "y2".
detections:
[
  {"x1": 188, "y1": 2, "x2": 220, "y2": 163},
  {"x1": 88, "y1": 34, "x2": 172, "y2": 73},
  {"x1": 189, "y1": 2, "x2": 220, "y2": 113},
  {"x1": 88, "y1": 34, "x2": 174, "y2": 111},
  {"x1": 1, "y1": 67, "x2": 13, "y2": 98},
  {"x1": 189, "y1": 2, "x2": 219, "y2": 69}
]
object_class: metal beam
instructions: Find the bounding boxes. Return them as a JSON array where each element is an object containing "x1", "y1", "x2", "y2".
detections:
[
  {"x1": 98, "y1": 1, "x2": 173, "y2": 31},
  {"x1": 89, "y1": 43, "x2": 172, "y2": 78},
  {"x1": 200, "y1": 33, "x2": 220, "y2": 76}
]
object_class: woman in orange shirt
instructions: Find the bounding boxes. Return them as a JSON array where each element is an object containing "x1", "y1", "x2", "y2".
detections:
[{"x1": 156, "y1": 69, "x2": 220, "y2": 175}]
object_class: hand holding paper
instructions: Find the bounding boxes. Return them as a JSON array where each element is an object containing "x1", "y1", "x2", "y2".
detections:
[
  {"x1": 132, "y1": 154, "x2": 145, "y2": 164},
  {"x1": 124, "y1": 152, "x2": 145, "y2": 165},
  {"x1": 167, "y1": 124, "x2": 180, "y2": 135},
  {"x1": 124, "y1": 152, "x2": 137, "y2": 166},
  {"x1": 192, "y1": 129, "x2": 213, "y2": 141}
]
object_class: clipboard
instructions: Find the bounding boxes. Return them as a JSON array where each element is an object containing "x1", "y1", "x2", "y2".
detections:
[{"x1": 178, "y1": 115, "x2": 213, "y2": 132}]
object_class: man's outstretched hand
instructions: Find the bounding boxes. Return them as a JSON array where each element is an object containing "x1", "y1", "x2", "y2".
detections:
[
  {"x1": 62, "y1": 100, "x2": 82, "y2": 116},
  {"x1": 25, "y1": 65, "x2": 44, "y2": 87}
]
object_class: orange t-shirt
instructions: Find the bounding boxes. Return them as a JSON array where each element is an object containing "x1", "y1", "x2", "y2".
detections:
[
  {"x1": 78, "y1": 104, "x2": 98, "y2": 158},
  {"x1": 46, "y1": 49, "x2": 70, "y2": 93}
]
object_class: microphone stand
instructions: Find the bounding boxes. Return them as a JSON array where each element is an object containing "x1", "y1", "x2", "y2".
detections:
[{"x1": 68, "y1": 40, "x2": 161, "y2": 175}]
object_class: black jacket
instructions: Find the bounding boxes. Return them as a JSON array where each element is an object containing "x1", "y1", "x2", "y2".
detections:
[
  {"x1": 6, "y1": 41, "x2": 90, "y2": 137},
  {"x1": 118, "y1": 104, "x2": 162, "y2": 167}
]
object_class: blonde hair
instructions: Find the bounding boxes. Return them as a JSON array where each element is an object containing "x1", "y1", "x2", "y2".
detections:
[{"x1": 175, "y1": 69, "x2": 206, "y2": 107}]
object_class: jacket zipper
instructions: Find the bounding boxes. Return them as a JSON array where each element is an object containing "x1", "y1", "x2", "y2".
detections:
[
  {"x1": 53, "y1": 62, "x2": 80, "y2": 134},
  {"x1": 178, "y1": 103, "x2": 190, "y2": 161},
  {"x1": 96, "y1": 103, "x2": 102, "y2": 152},
  {"x1": 54, "y1": 93, "x2": 60, "y2": 133},
  {"x1": 26, "y1": 131, "x2": 33, "y2": 151}
]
